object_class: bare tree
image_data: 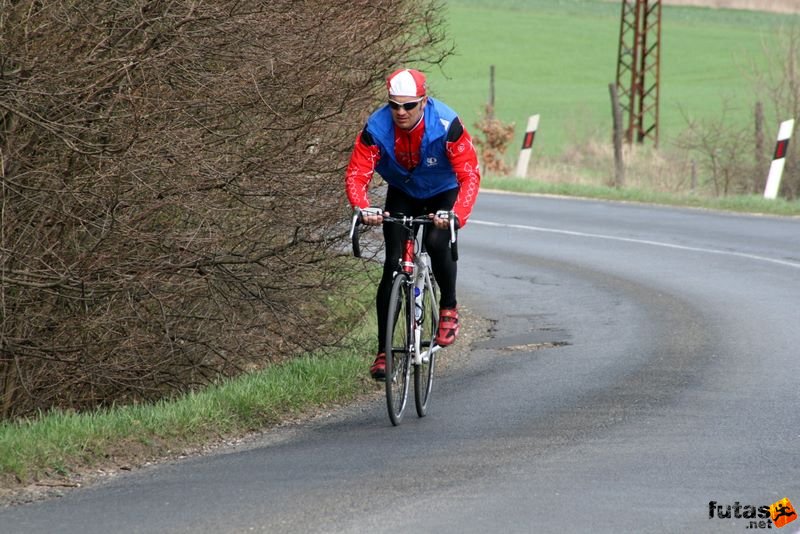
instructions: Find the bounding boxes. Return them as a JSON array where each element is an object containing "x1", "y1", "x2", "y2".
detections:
[{"x1": 0, "y1": 0, "x2": 451, "y2": 418}]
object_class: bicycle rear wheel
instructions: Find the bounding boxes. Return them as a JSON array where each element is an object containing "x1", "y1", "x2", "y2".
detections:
[
  {"x1": 414, "y1": 275, "x2": 439, "y2": 417},
  {"x1": 385, "y1": 273, "x2": 413, "y2": 426}
]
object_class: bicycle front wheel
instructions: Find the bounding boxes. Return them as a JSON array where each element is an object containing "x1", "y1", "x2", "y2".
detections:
[
  {"x1": 385, "y1": 273, "x2": 413, "y2": 426},
  {"x1": 414, "y1": 275, "x2": 439, "y2": 417}
]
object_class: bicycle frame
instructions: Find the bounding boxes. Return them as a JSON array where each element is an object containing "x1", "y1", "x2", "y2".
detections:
[
  {"x1": 362, "y1": 213, "x2": 449, "y2": 363},
  {"x1": 382, "y1": 216, "x2": 431, "y2": 362}
]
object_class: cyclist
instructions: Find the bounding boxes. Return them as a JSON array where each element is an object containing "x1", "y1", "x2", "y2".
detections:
[{"x1": 345, "y1": 68, "x2": 481, "y2": 380}]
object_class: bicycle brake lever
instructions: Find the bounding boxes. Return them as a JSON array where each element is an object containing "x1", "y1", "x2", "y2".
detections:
[
  {"x1": 349, "y1": 209, "x2": 361, "y2": 240},
  {"x1": 435, "y1": 210, "x2": 457, "y2": 243}
]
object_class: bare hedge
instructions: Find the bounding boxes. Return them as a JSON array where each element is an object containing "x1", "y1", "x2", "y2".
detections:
[{"x1": 0, "y1": 0, "x2": 450, "y2": 418}]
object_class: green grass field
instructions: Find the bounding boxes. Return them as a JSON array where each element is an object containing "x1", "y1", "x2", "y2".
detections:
[{"x1": 427, "y1": 0, "x2": 796, "y2": 157}]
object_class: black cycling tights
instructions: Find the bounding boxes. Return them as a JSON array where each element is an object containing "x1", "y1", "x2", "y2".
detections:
[{"x1": 376, "y1": 186, "x2": 458, "y2": 351}]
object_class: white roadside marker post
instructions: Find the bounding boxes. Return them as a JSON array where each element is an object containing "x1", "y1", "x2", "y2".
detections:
[
  {"x1": 764, "y1": 119, "x2": 795, "y2": 200},
  {"x1": 515, "y1": 114, "x2": 540, "y2": 178}
]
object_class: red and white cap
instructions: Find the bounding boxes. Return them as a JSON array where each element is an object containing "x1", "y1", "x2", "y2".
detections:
[{"x1": 386, "y1": 68, "x2": 426, "y2": 97}]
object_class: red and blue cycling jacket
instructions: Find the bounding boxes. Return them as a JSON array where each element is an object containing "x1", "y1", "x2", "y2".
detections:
[{"x1": 345, "y1": 97, "x2": 481, "y2": 226}]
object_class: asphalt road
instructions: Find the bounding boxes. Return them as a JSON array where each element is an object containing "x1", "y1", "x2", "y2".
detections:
[{"x1": 3, "y1": 191, "x2": 800, "y2": 533}]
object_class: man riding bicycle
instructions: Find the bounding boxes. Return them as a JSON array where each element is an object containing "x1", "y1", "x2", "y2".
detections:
[{"x1": 345, "y1": 68, "x2": 481, "y2": 380}]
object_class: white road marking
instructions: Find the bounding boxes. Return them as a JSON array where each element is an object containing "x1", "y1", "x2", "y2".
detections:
[{"x1": 471, "y1": 219, "x2": 800, "y2": 270}]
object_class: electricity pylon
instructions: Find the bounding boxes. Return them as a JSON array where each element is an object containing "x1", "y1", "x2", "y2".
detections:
[{"x1": 615, "y1": 0, "x2": 662, "y2": 146}]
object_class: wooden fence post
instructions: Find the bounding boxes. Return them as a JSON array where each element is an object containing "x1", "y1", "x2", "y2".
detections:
[
  {"x1": 488, "y1": 65, "x2": 495, "y2": 119},
  {"x1": 609, "y1": 83, "x2": 625, "y2": 188},
  {"x1": 754, "y1": 101, "x2": 765, "y2": 193}
]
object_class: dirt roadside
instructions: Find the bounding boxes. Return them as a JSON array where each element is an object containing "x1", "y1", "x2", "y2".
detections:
[{"x1": 660, "y1": 0, "x2": 800, "y2": 14}]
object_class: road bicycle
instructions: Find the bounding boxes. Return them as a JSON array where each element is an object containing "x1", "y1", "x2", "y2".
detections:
[{"x1": 350, "y1": 208, "x2": 458, "y2": 425}]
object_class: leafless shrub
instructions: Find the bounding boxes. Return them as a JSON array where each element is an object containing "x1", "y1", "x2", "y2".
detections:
[
  {"x1": 674, "y1": 101, "x2": 754, "y2": 196},
  {"x1": 0, "y1": 0, "x2": 450, "y2": 418}
]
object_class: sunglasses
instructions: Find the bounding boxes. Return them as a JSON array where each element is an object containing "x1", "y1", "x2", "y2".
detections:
[{"x1": 388, "y1": 98, "x2": 424, "y2": 111}]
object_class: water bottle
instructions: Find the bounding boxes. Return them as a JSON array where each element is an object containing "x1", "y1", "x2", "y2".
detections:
[
  {"x1": 414, "y1": 285, "x2": 424, "y2": 322},
  {"x1": 414, "y1": 253, "x2": 428, "y2": 323}
]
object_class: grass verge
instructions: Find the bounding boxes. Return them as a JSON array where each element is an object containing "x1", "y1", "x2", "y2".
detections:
[{"x1": 483, "y1": 175, "x2": 800, "y2": 216}]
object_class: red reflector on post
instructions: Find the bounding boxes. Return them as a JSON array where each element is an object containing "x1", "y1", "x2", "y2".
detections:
[
  {"x1": 774, "y1": 139, "x2": 789, "y2": 160},
  {"x1": 521, "y1": 131, "x2": 535, "y2": 150}
]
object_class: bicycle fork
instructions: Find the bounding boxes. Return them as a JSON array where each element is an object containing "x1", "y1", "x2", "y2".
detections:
[{"x1": 412, "y1": 251, "x2": 440, "y2": 366}]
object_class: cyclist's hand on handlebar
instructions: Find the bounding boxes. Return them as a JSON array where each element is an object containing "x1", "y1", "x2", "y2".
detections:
[
  {"x1": 359, "y1": 207, "x2": 386, "y2": 226},
  {"x1": 431, "y1": 210, "x2": 457, "y2": 230}
]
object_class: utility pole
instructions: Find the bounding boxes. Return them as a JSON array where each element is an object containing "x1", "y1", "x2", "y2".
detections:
[{"x1": 615, "y1": 0, "x2": 662, "y2": 147}]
